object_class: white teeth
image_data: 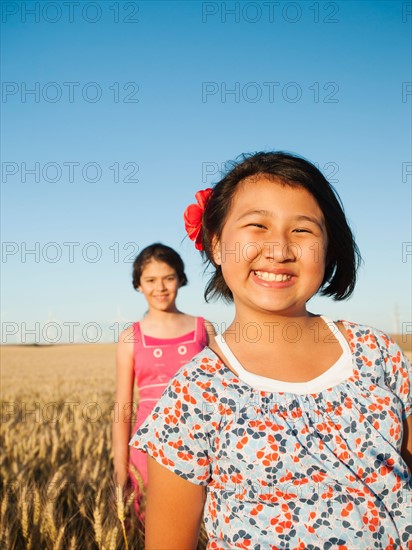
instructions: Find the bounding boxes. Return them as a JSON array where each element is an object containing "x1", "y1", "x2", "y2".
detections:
[{"x1": 254, "y1": 271, "x2": 291, "y2": 282}]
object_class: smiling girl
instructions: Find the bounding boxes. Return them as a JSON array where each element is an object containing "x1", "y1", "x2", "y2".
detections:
[
  {"x1": 112, "y1": 243, "x2": 214, "y2": 518},
  {"x1": 130, "y1": 154, "x2": 411, "y2": 548}
]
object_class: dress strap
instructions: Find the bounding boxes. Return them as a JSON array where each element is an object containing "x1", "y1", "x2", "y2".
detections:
[
  {"x1": 319, "y1": 315, "x2": 351, "y2": 355},
  {"x1": 215, "y1": 334, "x2": 245, "y2": 377},
  {"x1": 132, "y1": 322, "x2": 143, "y2": 349}
]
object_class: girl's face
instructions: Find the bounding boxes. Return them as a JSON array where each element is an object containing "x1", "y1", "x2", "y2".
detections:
[
  {"x1": 213, "y1": 176, "x2": 328, "y2": 318},
  {"x1": 138, "y1": 259, "x2": 180, "y2": 312}
]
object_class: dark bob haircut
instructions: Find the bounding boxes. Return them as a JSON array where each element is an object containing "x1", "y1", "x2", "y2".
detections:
[
  {"x1": 201, "y1": 151, "x2": 361, "y2": 302},
  {"x1": 132, "y1": 243, "x2": 188, "y2": 290}
]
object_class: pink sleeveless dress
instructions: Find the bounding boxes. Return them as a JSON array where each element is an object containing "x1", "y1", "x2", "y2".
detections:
[{"x1": 129, "y1": 317, "x2": 207, "y2": 497}]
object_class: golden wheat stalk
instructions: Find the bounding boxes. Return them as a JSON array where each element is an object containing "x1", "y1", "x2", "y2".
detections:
[
  {"x1": 68, "y1": 534, "x2": 77, "y2": 550},
  {"x1": 75, "y1": 433, "x2": 83, "y2": 460},
  {"x1": 93, "y1": 490, "x2": 103, "y2": 549},
  {"x1": 92, "y1": 457, "x2": 101, "y2": 482},
  {"x1": 108, "y1": 525, "x2": 118, "y2": 550},
  {"x1": 0, "y1": 492, "x2": 9, "y2": 546},
  {"x1": 2, "y1": 343, "x2": 159, "y2": 550},
  {"x1": 20, "y1": 486, "x2": 30, "y2": 543},
  {"x1": 1, "y1": 524, "x2": 10, "y2": 549},
  {"x1": 53, "y1": 525, "x2": 65, "y2": 550},
  {"x1": 129, "y1": 464, "x2": 145, "y2": 497},
  {"x1": 43, "y1": 499, "x2": 57, "y2": 542},
  {"x1": 129, "y1": 463, "x2": 146, "y2": 513},
  {"x1": 96, "y1": 436, "x2": 105, "y2": 458},
  {"x1": 51, "y1": 431, "x2": 59, "y2": 464},
  {"x1": 125, "y1": 487, "x2": 137, "y2": 512},
  {"x1": 79, "y1": 458, "x2": 89, "y2": 483},
  {"x1": 47, "y1": 468, "x2": 66, "y2": 502},
  {"x1": 115, "y1": 485, "x2": 129, "y2": 550},
  {"x1": 0, "y1": 490, "x2": 8, "y2": 524},
  {"x1": 33, "y1": 488, "x2": 41, "y2": 526}
]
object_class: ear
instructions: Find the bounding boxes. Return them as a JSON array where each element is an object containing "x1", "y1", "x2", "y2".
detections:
[{"x1": 211, "y1": 237, "x2": 222, "y2": 266}]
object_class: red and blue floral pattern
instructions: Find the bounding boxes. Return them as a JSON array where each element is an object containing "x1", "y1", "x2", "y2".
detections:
[{"x1": 130, "y1": 321, "x2": 412, "y2": 549}]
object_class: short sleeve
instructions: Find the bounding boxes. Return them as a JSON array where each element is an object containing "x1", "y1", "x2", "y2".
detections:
[
  {"x1": 376, "y1": 331, "x2": 412, "y2": 420},
  {"x1": 129, "y1": 369, "x2": 212, "y2": 485}
]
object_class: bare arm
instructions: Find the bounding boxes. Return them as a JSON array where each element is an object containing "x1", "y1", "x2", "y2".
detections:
[
  {"x1": 112, "y1": 326, "x2": 135, "y2": 487},
  {"x1": 401, "y1": 414, "x2": 412, "y2": 473},
  {"x1": 145, "y1": 456, "x2": 206, "y2": 549}
]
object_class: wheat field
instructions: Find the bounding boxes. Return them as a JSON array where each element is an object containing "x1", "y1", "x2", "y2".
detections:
[
  {"x1": 1, "y1": 338, "x2": 410, "y2": 549},
  {"x1": 0, "y1": 343, "x2": 208, "y2": 550}
]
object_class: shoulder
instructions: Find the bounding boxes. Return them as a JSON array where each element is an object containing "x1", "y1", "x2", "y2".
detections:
[
  {"x1": 150, "y1": 348, "x2": 227, "y2": 425},
  {"x1": 340, "y1": 319, "x2": 410, "y2": 374},
  {"x1": 164, "y1": 347, "x2": 234, "y2": 403},
  {"x1": 339, "y1": 320, "x2": 411, "y2": 419},
  {"x1": 148, "y1": 348, "x2": 252, "y2": 430},
  {"x1": 171, "y1": 346, "x2": 250, "y2": 401},
  {"x1": 183, "y1": 314, "x2": 197, "y2": 322},
  {"x1": 173, "y1": 347, "x2": 224, "y2": 383},
  {"x1": 339, "y1": 319, "x2": 397, "y2": 352},
  {"x1": 119, "y1": 323, "x2": 136, "y2": 341},
  {"x1": 117, "y1": 323, "x2": 137, "y2": 353},
  {"x1": 202, "y1": 319, "x2": 216, "y2": 345}
]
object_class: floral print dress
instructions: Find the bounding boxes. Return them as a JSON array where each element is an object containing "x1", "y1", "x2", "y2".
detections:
[{"x1": 129, "y1": 319, "x2": 412, "y2": 549}]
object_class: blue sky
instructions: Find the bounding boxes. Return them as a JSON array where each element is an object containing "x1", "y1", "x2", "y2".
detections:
[{"x1": 1, "y1": 0, "x2": 411, "y2": 343}]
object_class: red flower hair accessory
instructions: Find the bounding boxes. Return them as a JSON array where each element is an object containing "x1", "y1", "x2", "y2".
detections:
[{"x1": 183, "y1": 188, "x2": 213, "y2": 251}]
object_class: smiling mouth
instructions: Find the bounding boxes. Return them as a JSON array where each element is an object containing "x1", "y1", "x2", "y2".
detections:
[{"x1": 254, "y1": 271, "x2": 292, "y2": 282}]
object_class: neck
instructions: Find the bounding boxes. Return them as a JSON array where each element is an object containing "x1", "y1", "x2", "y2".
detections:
[
  {"x1": 226, "y1": 310, "x2": 317, "y2": 345},
  {"x1": 144, "y1": 307, "x2": 181, "y2": 322}
]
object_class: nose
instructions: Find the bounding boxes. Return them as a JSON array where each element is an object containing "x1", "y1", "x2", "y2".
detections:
[
  {"x1": 262, "y1": 237, "x2": 298, "y2": 263},
  {"x1": 155, "y1": 279, "x2": 166, "y2": 291}
]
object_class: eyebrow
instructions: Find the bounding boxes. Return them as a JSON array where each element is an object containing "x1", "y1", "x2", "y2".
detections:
[
  {"x1": 142, "y1": 273, "x2": 176, "y2": 279},
  {"x1": 237, "y1": 210, "x2": 324, "y2": 229},
  {"x1": 236, "y1": 209, "x2": 272, "y2": 221},
  {"x1": 292, "y1": 215, "x2": 325, "y2": 229}
]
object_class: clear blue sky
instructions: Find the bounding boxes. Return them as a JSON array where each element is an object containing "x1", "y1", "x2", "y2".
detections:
[{"x1": 1, "y1": 0, "x2": 411, "y2": 343}]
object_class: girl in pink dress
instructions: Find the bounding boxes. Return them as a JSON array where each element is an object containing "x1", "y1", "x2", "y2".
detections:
[{"x1": 112, "y1": 243, "x2": 214, "y2": 518}]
